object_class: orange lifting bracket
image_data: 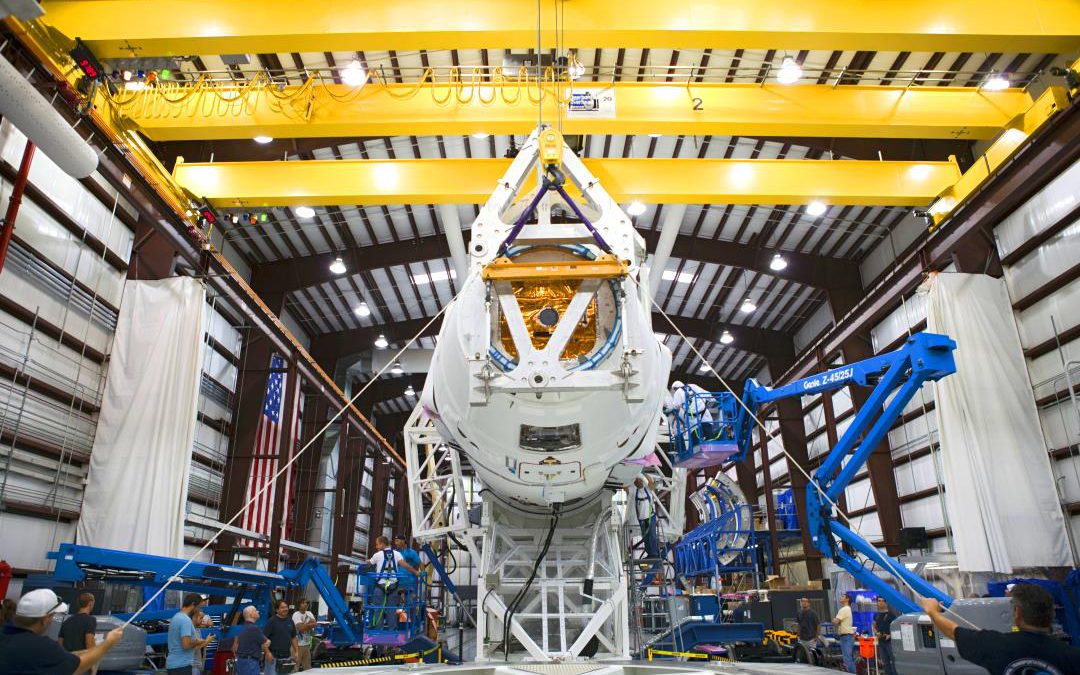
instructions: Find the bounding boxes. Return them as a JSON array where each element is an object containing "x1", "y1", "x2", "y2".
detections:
[{"x1": 481, "y1": 255, "x2": 629, "y2": 282}]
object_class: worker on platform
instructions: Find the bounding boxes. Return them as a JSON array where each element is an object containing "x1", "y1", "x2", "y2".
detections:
[
  {"x1": 365, "y1": 536, "x2": 419, "y2": 628},
  {"x1": 873, "y1": 597, "x2": 898, "y2": 675},
  {"x1": 167, "y1": 593, "x2": 216, "y2": 675},
  {"x1": 232, "y1": 606, "x2": 273, "y2": 675},
  {"x1": 0, "y1": 588, "x2": 123, "y2": 675},
  {"x1": 832, "y1": 594, "x2": 856, "y2": 673},
  {"x1": 795, "y1": 597, "x2": 821, "y2": 658},
  {"x1": 633, "y1": 475, "x2": 662, "y2": 585},
  {"x1": 665, "y1": 381, "x2": 713, "y2": 455},
  {"x1": 393, "y1": 535, "x2": 423, "y2": 588},
  {"x1": 919, "y1": 585, "x2": 1080, "y2": 675}
]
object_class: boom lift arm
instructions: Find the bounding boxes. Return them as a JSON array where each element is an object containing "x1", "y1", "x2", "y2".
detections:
[{"x1": 733, "y1": 332, "x2": 958, "y2": 613}]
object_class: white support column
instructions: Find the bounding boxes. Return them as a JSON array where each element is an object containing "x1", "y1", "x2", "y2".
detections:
[
  {"x1": 647, "y1": 204, "x2": 687, "y2": 299},
  {"x1": 438, "y1": 203, "x2": 469, "y2": 280}
]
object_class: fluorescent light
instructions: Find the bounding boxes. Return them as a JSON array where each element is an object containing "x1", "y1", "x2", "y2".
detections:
[
  {"x1": 806, "y1": 200, "x2": 828, "y2": 217},
  {"x1": 982, "y1": 73, "x2": 1010, "y2": 91},
  {"x1": 661, "y1": 269, "x2": 695, "y2": 284},
  {"x1": 769, "y1": 254, "x2": 788, "y2": 271},
  {"x1": 404, "y1": 384, "x2": 416, "y2": 397},
  {"x1": 374, "y1": 334, "x2": 389, "y2": 349},
  {"x1": 295, "y1": 206, "x2": 316, "y2": 219},
  {"x1": 698, "y1": 362, "x2": 711, "y2": 372},
  {"x1": 328, "y1": 256, "x2": 346, "y2": 275},
  {"x1": 412, "y1": 269, "x2": 457, "y2": 285},
  {"x1": 720, "y1": 330, "x2": 734, "y2": 345},
  {"x1": 354, "y1": 301, "x2": 371, "y2": 317},
  {"x1": 342, "y1": 60, "x2": 367, "y2": 87},
  {"x1": 471, "y1": 132, "x2": 490, "y2": 139},
  {"x1": 648, "y1": 133, "x2": 662, "y2": 138},
  {"x1": 253, "y1": 135, "x2": 274, "y2": 144},
  {"x1": 739, "y1": 298, "x2": 758, "y2": 314},
  {"x1": 626, "y1": 201, "x2": 647, "y2": 216},
  {"x1": 391, "y1": 361, "x2": 404, "y2": 375},
  {"x1": 776, "y1": 57, "x2": 802, "y2": 85}
]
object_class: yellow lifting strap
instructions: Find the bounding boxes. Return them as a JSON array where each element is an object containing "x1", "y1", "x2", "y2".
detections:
[{"x1": 481, "y1": 254, "x2": 628, "y2": 282}]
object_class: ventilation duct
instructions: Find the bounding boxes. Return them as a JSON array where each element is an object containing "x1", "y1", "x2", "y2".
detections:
[{"x1": 0, "y1": 54, "x2": 98, "y2": 179}]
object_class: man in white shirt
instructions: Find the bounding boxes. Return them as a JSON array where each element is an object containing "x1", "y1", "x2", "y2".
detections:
[
  {"x1": 833, "y1": 594, "x2": 856, "y2": 673},
  {"x1": 665, "y1": 381, "x2": 713, "y2": 455},
  {"x1": 365, "y1": 536, "x2": 419, "y2": 628},
  {"x1": 291, "y1": 599, "x2": 317, "y2": 672}
]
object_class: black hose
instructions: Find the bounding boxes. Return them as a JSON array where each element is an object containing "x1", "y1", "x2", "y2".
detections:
[{"x1": 501, "y1": 504, "x2": 561, "y2": 660}]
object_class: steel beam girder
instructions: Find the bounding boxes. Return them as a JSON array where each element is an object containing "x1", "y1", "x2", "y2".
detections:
[
  {"x1": 779, "y1": 87, "x2": 1080, "y2": 385},
  {"x1": 122, "y1": 82, "x2": 1032, "y2": 142},
  {"x1": 310, "y1": 311, "x2": 790, "y2": 370},
  {"x1": 252, "y1": 231, "x2": 859, "y2": 297},
  {"x1": 174, "y1": 157, "x2": 960, "y2": 208},
  {"x1": 39, "y1": 0, "x2": 1080, "y2": 57},
  {"x1": 639, "y1": 230, "x2": 862, "y2": 293}
]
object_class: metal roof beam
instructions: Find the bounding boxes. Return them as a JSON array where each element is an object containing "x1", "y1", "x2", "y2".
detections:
[
  {"x1": 39, "y1": 0, "x2": 1080, "y2": 57},
  {"x1": 309, "y1": 311, "x2": 791, "y2": 367},
  {"x1": 249, "y1": 228, "x2": 860, "y2": 298},
  {"x1": 122, "y1": 82, "x2": 1032, "y2": 142},
  {"x1": 175, "y1": 157, "x2": 960, "y2": 208}
]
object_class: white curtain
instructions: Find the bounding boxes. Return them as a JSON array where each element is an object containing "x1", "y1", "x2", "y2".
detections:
[
  {"x1": 926, "y1": 273, "x2": 1073, "y2": 572},
  {"x1": 78, "y1": 278, "x2": 206, "y2": 557}
]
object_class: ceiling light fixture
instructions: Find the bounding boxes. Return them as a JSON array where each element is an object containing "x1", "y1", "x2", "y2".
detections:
[
  {"x1": 720, "y1": 330, "x2": 734, "y2": 344},
  {"x1": 568, "y1": 56, "x2": 585, "y2": 80},
  {"x1": 253, "y1": 135, "x2": 273, "y2": 144},
  {"x1": 391, "y1": 361, "x2": 404, "y2": 375},
  {"x1": 295, "y1": 206, "x2": 316, "y2": 219},
  {"x1": 769, "y1": 253, "x2": 788, "y2": 271},
  {"x1": 328, "y1": 256, "x2": 346, "y2": 275},
  {"x1": 342, "y1": 60, "x2": 367, "y2": 87},
  {"x1": 806, "y1": 200, "x2": 828, "y2": 217},
  {"x1": 698, "y1": 362, "x2": 711, "y2": 372},
  {"x1": 739, "y1": 298, "x2": 758, "y2": 314},
  {"x1": 404, "y1": 384, "x2": 416, "y2": 397},
  {"x1": 626, "y1": 201, "x2": 647, "y2": 216},
  {"x1": 648, "y1": 133, "x2": 662, "y2": 138},
  {"x1": 776, "y1": 57, "x2": 803, "y2": 85},
  {"x1": 471, "y1": 132, "x2": 490, "y2": 139},
  {"x1": 354, "y1": 301, "x2": 371, "y2": 317},
  {"x1": 374, "y1": 334, "x2": 389, "y2": 349},
  {"x1": 982, "y1": 73, "x2": 1010, "y2": 91}
]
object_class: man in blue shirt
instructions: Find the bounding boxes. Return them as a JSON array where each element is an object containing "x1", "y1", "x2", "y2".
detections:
[
  {"x1": 167, "y1": 594, "x2": 214, "y2": 675},
  {"x1": 393, "y1": 535, "x2": 422, "y2": 587},
  {"x1": 231, "y1": 606, "x2": 272, "y2": 675}
]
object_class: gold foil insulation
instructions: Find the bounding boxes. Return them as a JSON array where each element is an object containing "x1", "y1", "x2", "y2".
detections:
[{"x1": 499, "y1": 280, "x2": 597, "y2": 361}]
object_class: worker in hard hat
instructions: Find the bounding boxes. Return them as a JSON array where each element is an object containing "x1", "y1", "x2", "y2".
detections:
[
  {"x1": 665, "y1": 381, "x2": 713, "y2": 456},
  {"x1": 633, "y1": 475, "x2": 662, "y2": 585}
]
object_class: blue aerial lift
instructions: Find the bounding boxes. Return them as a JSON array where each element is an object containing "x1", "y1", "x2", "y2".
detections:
[
  {"x1": 45, "y1": 543, "x2": 363, "y2": 647},
  {"x1": 732, "y1": 331, "x2": 959, "y2": 613},
  {"x1": 669, "y1": 332, "x2": 958, "y2": 614}
]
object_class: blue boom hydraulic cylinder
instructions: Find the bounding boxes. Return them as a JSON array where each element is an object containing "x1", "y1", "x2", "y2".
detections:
[{"x1": 733, "y1": 332, "x2": 957, "y2": 613}]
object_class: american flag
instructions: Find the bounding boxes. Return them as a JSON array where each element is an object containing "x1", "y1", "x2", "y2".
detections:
[{"x1": 241, "y1": 354, "x2": 302, "y2": 547}]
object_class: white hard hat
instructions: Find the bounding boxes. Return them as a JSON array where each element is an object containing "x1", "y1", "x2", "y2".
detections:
[
  {"x1": 17, "y1": 588, "x2": 69, "y2": 618},
  {"x1": 670, "y1": 380, "x2": 684, "y2": 390}
]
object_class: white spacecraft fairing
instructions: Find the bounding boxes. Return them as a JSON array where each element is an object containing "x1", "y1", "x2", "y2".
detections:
[{"x1": 420, "y1": 128, "x2": 671, "y2": 508}]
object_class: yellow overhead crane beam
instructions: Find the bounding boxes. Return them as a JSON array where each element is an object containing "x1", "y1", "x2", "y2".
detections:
[
  {"x1": 172, "y1": 157, "x2": 960, "y2": 208},
  {"x1": 38, "y1": 0, "x2": 1080, "y2": 57},
  {"x1": 120, "y1": 80, "x2": 1034, "y2": 142}
]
